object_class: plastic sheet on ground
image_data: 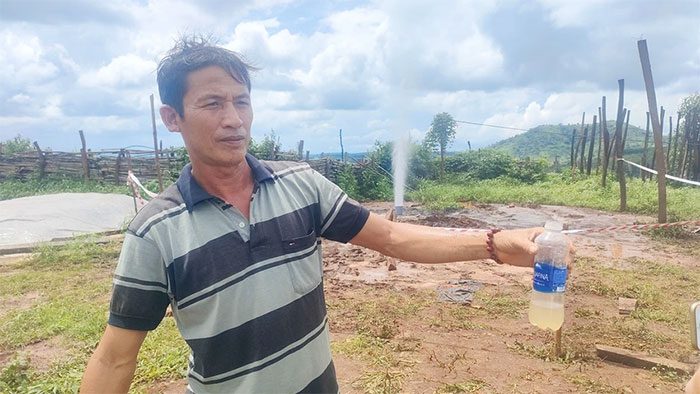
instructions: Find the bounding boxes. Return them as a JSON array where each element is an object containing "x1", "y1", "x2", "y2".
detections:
[{"x1": 0, "y1": 193, "x2": 137, "y2": 246}]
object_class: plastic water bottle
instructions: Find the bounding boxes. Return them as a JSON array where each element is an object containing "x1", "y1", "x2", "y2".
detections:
[{"x1": 528, "y1": 221, "x2": 569, "y2": 331}]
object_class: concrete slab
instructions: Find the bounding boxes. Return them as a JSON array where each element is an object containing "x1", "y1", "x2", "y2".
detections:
[{"x1": 0, "y1": 193, "x2": 137, "y2": 246}]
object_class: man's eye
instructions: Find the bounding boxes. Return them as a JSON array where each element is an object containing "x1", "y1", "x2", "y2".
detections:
[
  {"x1": 236, "y1": 100, "x2": 250, "y2": 106},
  {"x1": 205, "y1": 101, "x2": 220, "y2": 108}
]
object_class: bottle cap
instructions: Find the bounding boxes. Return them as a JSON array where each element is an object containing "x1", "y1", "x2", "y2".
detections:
[{"x1": 544, "y1": 221, "x2": 563, "y2": 231}]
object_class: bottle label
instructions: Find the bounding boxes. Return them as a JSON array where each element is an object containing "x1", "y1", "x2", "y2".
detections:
[{"x1": 533, "y1": 261, "x2": 567, "y2": 293}]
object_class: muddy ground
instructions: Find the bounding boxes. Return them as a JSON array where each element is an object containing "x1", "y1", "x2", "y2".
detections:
[{"x1": 321, "y1": 202, "x2": 699, "y2": 394}]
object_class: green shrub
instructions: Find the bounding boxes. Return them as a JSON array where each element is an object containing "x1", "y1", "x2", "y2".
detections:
[
  {"x1": 1, "y1": 134, "x2": 33, "y2": 155},
  {"x1": 356, "y1": 164, "x2": 392, "y2": 201},
  {"x1": 443, "y1": 149, "x2": 548, "y2": 183},
  {"x1": 336, "y1": 164, "x2": 359, "y2": 200}
]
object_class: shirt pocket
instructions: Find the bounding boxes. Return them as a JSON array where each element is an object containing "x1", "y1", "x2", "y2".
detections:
[{"x1": 283, "y1": 230, "x2": 322, "y2": 294}]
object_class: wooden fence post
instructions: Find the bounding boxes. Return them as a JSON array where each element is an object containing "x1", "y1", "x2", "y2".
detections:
[
  {"x1": 641, "y1": 112, "x2": 651, "y2": 181},
  {"x1": 150, "y1": 94, "x2": 164, "y2": 192},
  {"x1": 587, "y1": 115, "x2": 597, "y2": 175},
  {"x1": 33, "y1": 141, "x2": 46, "y2": 179},
  {"x1": 339, "y1": 129, "x2": 344, "y2": 163},
  {"x1": 570, "y1": 129, "x2": 576, "y2": 171},
  {"x1": 116, "y1": 149, "x2": 125, "y2": 184},
  {"x1": 79, "y1": 130, "x2": 89, "y2": 180},
  {"x1": 579, "y1": 127, "x2": 588, "y2": 172},
  {"x1": 614, "y1": 79, "x2": 627, "y2": 211},
  {"x1": 601, "y1": 96, "x2": 610, "y2": 187},
  {"x1": 651, "y1": 107, "x2": 665, "y2": 171},
  {"x1": 670, "y1": 113, "x2": 681, "y2": 174},
  {"x1": 578, "y1": 112, "x2": 586, "y2": 172},
  {"x1": 638, "y1": 39, "x2": 667, "y2": 223},
  {"x1": 596, "y1": 107, "x2": 603, "y2": 175}
]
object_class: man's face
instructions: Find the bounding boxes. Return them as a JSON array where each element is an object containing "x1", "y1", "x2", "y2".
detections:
[{"x1": 169, "y1": 65, "x2": 253, "y2": 169}]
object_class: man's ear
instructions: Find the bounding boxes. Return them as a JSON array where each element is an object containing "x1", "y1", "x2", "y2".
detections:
[{"x1": 160, "y1": 105, "x2": 181, "y2": 133}]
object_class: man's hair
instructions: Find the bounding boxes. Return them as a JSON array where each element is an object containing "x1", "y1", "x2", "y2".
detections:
[{"x1": 157, "y1": 35, "x2": 256, "y2": 117}]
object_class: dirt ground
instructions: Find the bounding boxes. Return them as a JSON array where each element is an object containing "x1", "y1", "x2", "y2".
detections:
[{"x1": 321, "y1": 202, "x2": 699, "y2": 394}]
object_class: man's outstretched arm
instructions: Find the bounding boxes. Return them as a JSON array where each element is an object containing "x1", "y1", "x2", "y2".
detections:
[
  {"x1": 350, "y1": 212, "x2": 545, "y2": 267},
  {"x1": 80, "y1": 325, "x2": 148, "y2": 393}
]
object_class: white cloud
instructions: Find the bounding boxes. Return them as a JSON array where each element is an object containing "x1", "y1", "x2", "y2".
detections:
[
  {"x1": 78, "y1": 54, "x2": 157, "y2": 88},
  {"x1": 9, "y1": 94, "x2": 31, "y2": 104},
  {"x1": 0, "y1": 31, "x2": 60, "y2": 87},
  {"x1": 536, "y1": 0, "x2": 609, "y2": 27}
]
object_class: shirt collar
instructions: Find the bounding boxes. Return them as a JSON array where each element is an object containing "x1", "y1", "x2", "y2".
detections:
[{"x1": 176, "y1": 153, "x2": 274, "y2": 212}]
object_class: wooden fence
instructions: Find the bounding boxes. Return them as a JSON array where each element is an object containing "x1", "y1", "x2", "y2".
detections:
[{"x1": 0, "y1": 148, "x2": 348, "y2": 185}]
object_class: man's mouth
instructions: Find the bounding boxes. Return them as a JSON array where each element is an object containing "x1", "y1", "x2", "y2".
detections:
[{"x1": 220, "y1": 135, "x2": 246, "y2": 143}]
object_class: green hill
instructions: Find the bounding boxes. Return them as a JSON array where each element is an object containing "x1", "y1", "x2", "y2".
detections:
[{"x1": 489, "y1": 122, "x2": 655, "y2": 163}]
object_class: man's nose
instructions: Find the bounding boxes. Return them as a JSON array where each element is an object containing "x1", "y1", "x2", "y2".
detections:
[{"x1": 221, "y1": 101, "x2": 243, "y2": 128}]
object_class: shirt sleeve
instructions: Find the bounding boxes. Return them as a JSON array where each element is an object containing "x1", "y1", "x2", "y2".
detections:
[
  {"x1": 310, "y1": 169, "x2": 370, "y2": 243},
  {"x1": 108, "y1": 231, "x2": 170, "y2": 331}
]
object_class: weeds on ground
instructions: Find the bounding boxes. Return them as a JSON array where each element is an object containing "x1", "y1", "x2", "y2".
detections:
[{"x1": 566, "y1": 374, "x2": 629, "y2": 394}]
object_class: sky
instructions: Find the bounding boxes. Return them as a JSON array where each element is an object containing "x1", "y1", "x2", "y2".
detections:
[{"x1": 1, "y1": 0, "x2": 699, "y2": 154}]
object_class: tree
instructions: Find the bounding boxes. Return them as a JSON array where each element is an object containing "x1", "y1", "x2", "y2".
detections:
[
  {"x1": 424, "y1": 112, "x2": 457, "y2": 178},
  {"x1": 1, "y1": 134, "x2": 32, "y2": 155}
]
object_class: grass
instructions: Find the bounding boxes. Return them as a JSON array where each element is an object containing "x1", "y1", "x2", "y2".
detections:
[
  {"x1": 0, "y1": 177, "x2": 129, "y2": 201},
  {"x1": 410, "y1": 175, "x2": 700, "y2": 221},
  {"x1": 0, "y1": 237, "x2": 188, "y2": 393}
]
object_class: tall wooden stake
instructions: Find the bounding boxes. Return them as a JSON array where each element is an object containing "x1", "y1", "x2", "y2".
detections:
[
  {"x1": 638, "y1": 39, "x2": 667, "y2": 223},
  {"x1": 601, "y1": 96, "x2": 610, "y2": 187},
  {"x1": 641, "y1": 112, "x2": 651, "y2": 181},
  {"x1": 570, "y1": 129, "x2": 576, "y2": 171},
  {"x1": 33, "y1": 141, "x2": 46, "y2": 179},
  {"x1": 150, "y1": 94, "x2": 164, "y2": 192},
  {"x1": 670, "y1": 113, "x2": 681, "y2": 174},
  {"x1": 614, "y1": 79, "x2": 627, "y2": 211},
  {"x1": 79, "y1": 130, "x2": 89, "y2": 180},
  {"x1": 339, "y1": 129, "x2": 345, "y2": 163},
  {"x1": 596, "y1": 107, "x2": 603, "y2": 174},
  {"x1": 666, "y1": 116, "x2": 673, "y2": 168},
  {"x1": 622, "y1": 109, "x2": 630, "y2": 155},
  {"x1": 579, "y1": 127, "x2": 588, "y2": 172},
  {"x1": 587, "y1": 115, "x2": 597, "y2": 175}
]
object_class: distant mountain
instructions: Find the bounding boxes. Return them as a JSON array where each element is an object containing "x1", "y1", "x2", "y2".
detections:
[{"x1": 489, "y1": 122, "x2": 658, "y2": 163}]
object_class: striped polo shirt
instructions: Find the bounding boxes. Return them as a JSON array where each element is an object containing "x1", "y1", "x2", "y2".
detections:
[{"x1": 109, "y1": 154, "x2": 370, "y2": 393}]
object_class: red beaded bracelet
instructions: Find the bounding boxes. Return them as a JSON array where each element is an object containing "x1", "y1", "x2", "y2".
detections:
[{"x1": 486, "y1": 228, "x2": 503, "y2": 264}]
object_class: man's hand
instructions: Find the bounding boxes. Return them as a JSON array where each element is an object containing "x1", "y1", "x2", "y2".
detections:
[{"x1": 492, "y1": 227, "x2": 575, "y2": 269}]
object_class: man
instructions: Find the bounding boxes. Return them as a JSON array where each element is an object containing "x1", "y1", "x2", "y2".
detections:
[{"x1": 81, "y1": 36, "x2": 565, "y2": 393}]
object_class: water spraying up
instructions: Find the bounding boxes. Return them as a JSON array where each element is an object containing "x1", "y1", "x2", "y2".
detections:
[{"x1": 392, "y1": 134, "x2": 410, "y2": 216}]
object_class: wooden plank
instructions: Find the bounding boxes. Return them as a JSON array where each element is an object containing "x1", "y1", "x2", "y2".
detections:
[{"x1": 595, "y1": 344, "x2": 694, "y2": 375}]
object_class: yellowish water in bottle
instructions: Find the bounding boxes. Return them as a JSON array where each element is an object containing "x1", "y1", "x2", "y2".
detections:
[{"x1": 528, "y1": 294, "x2": 564, "y2": 331}]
